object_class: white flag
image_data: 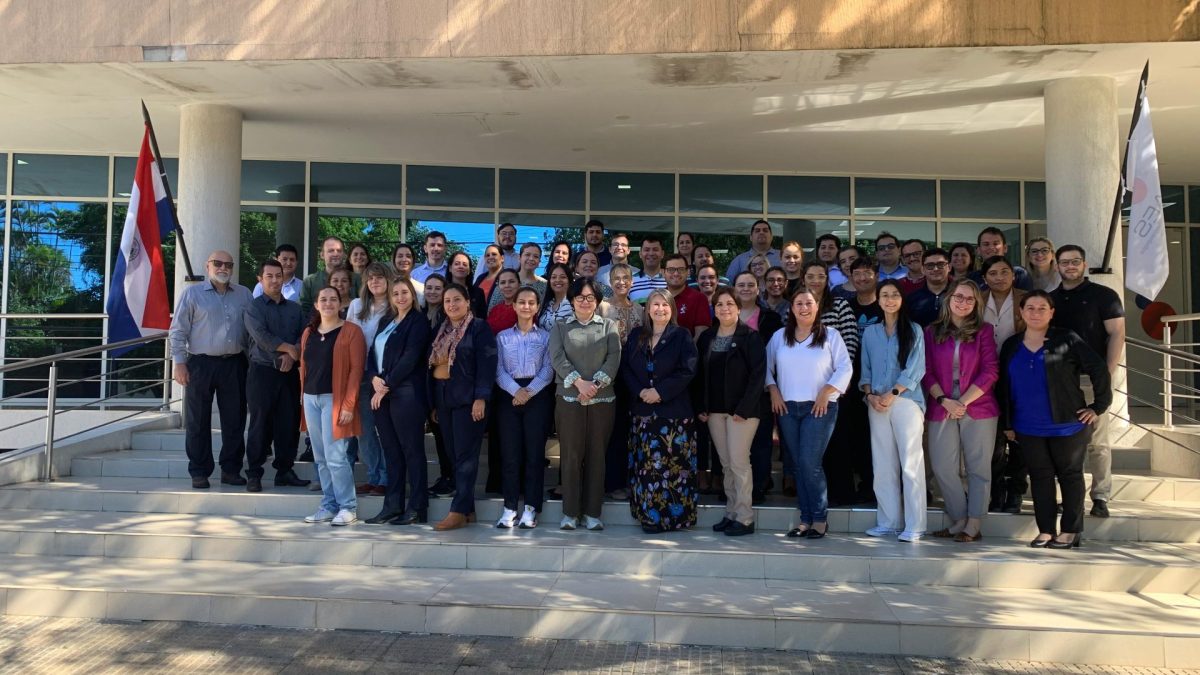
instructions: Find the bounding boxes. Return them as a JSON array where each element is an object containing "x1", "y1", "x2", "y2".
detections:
[{"x1": 1124, "y1": 82, "x2": 1168, "y2": 300}]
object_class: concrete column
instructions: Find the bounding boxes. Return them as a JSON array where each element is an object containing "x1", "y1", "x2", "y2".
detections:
[
  {"x1": 175, "y1": 103, "x2": 243, "y2": 294},
  {"x1": 1044, "y1": 76, "x2": 1128, "y2": 443}
]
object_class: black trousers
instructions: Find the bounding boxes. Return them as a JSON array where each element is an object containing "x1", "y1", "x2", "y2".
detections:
[
  {"x1": 434, "y1": 381, "x2": 487, "y2": 515},
  {"x1": 496, "y1": 382, "x2": 554, "y2": 512},
  {"x1": 824, "y1": 392, "x2": 872, "y2": 503},
  {"x1": 604, "y1": 384, "x2": 632, "y2": 493},
  {"x1": 429, "y1": 415, "x2": 452, "y2": 481},
  {"x1": 373, "y1": 388, "x2": 430, "y2": 514},
  {"x1": 245, "y1": 362, "x2": 301, "y2": 479},
  {"x1": 184, "y1": 353, "x2": 248, "y2": 478},
  {"x1": 1018, "y1": 428, "x2": 1090, "y2": 535},
  {"x1": 990, "y1": 430, "x2": 1029, "y2": 501},
  {"x1": 485, "y1": 385, "x2": 503, "y2": 494},
  {"x1": 750, "y1": 397, "x2": 774, "y2": 494}
]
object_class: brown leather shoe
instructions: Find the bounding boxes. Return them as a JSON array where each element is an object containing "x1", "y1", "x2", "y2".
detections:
[{"x1": 434, "y1": 512, "x2": 468, "y2": 531}]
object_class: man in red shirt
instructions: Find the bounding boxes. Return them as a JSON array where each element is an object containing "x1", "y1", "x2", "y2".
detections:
[
  {"x1": 898, "y1": 238, "x2": 927, "y2": 295},
  {"x1": 664, "y1": 254, "x2": 712, "y2": 339}
]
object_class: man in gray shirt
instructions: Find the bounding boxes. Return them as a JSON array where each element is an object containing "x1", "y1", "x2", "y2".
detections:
[
  {"x1": 169, "y1": 250, "x2": 253, "y2": 489},
  {"x1": 243, "y1": 258, "x2": 309, "y2": 493}
]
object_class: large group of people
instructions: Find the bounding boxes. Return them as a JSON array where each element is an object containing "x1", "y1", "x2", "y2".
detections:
[{"x1": 169, "y1": 219, "x2": 1118, "y2": 548}]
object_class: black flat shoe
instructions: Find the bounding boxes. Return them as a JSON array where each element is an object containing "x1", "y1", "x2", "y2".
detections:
[
  {"x1": 805, "y1": 526, "x2": 828, "y2": 540},
  {"x1": 391, "y1": 509, "x2": 428, "y2": 525},
  {"x1": 366, "y1": 510, "x2": 403, "y2": 524},
  {"x1": 712, "y1": 517, "x2": 733, "y2": 532},
  {"x1": 246, "y1": 477, "x2": 262, "y2": 493},
  {"x1": 1048, "y1": 534, "x2": 1082, "y2": 549},
  {"x1": 220, "y1": 472, "x2": 247, "y2": 486},
  {"x1": 1090, "y1": 499, "x2": 1110, "y2": 518},
  {"x1": 274, "y1": 470, "x2": 311, "y2": 488},
  {"x1": 191, "y1": 477, "x2": 210, "y2": 489},
  {"x1": 786, "y1": 527, "x2": 809, "y2": 538},
  {"x1": 724, "y1": 521, "x2": 755, "y2": 537}
]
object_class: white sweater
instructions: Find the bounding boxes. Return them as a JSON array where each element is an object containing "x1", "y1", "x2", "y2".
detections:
[{"x1": 765, "y1": 327, "x2": 854, "y2": 403}]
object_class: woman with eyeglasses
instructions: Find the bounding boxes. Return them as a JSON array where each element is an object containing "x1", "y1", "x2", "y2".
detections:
[
  {"x1": 997, "y1": 291, "x2": 1110, "y2": 549},
  {"x1": 549, "y1": 278, "x2": 622, "y2": 531},
  {"x1": 1025, "y1": 237, "x2": 1062, "y2": 292},
  {"x1": 923, "y1": 279, "x2": 999, "y2": 543},
  {"x1": 762, "y1": 266, "x2": 790, "y2": 319}
]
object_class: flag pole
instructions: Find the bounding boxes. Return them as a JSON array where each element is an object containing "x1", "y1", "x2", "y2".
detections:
[
  {"x1": 1094, "y1": 60, "x2": 1150, "y2": 275},
  {"x1": 140, "y1": 101, "x2": 203, "y2": 281}
]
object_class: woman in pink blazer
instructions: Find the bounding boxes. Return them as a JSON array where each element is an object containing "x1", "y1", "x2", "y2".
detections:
[{"x1": 922, "y1": 279, "x2": 999, "y2": 543}]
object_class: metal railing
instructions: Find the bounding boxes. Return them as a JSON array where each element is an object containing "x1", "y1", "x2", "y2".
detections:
[{"x1": 0, "y1": 332, "x2": 177, "y2": 481}]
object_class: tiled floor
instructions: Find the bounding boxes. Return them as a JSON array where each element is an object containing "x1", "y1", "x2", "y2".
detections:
[{"x1": 0, "y1": 616, "x2": 1196, "y2": 674}]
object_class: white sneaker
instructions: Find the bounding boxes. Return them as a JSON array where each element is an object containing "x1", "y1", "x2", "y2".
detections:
[
  {"x1": 518, "y1": 506, "x2": 538, "y2": 529},
  {"x1": 304, "y1": 508, "x2": 335, "y2": 523},
  {"x1": 584, "y1": 515, "x2": 604, "y2": 531},
  {"x1": 897, "y1": 530, "x2": 924, "y2": 543},
  {"x1": 496, "y1": 508, "x2": 518, "y2": 529},
  {"x1": 866, "y1": 526, "x2": 899, "y2": 537},
  {"x1": 330, "y1": 509, "x2": 357, "y2": 526},
  {"x1": 560, "y1": 515, "x2": 577, "y2": 530}
]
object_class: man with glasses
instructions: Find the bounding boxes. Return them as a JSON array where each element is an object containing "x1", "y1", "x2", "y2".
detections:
[
  {"x1": 496, "y1": 222, "x2": 521, "y2": 270},
  {"x1": 815, "y1": 234, "x2": 845, "y2": 286},
  {"x1": 169, "y1": 251, "x2": 254, "y2": 489},
  {"x1": 898, "y1": 239, "x2": 927, "y2": 295},
  {"x1": 300, "y1": 236, "x2": 351, "y2": 318},
  {"x1": 1051, "y1": 245, "x2": 1126, "y2": 518},
  {"x1": 874, "y1": 232, "x2": 907, "y2": 280},
  {"x1": 597, "y1": 232, "x2": 639, "y2": 286},
  {"x1": 907, "y1": 248, "x2": 952, "y2": 326},
  {"x1": 253, "y1": 244, "x2": 303, "y2": 301},
  {"x1": 969, "y1": 227, "x2": 1032, "y2": 291},
  {"x1": 664, "y1": 253, "x2": 713, "y2": 340},
  {"x1": 725, "y1": 220, "x2": 780, "y2": 280}
]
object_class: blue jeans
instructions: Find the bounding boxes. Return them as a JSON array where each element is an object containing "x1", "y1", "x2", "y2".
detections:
[
  {"x1": 776, "y1": 400, "x2": 839, "y2": 525},
  {"x1": 357, "y1": 380, "x2": 387, "y2": 485},
  {"x1": 303, "y1": 393, "x2": 357, "y2": 514}
]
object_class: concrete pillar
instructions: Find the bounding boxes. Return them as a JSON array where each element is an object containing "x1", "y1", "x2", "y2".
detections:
[
  {"x1": 175, "y1": 103, "x2": 243, "y2": 293},
  {"x1": 1044, "y1": 76, "x2": 1128, "y2": 442}
]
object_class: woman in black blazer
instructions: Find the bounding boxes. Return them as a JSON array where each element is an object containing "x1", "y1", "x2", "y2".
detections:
[
  {"x1": 694, "y1": 286, "x2": 766, "y2": 537},
  {"x1": 365, "y1": 278, "x2": 433, "y2": 525},
  {"x1": 427, "y1": 283, "x2": 499, "y2": 531}
]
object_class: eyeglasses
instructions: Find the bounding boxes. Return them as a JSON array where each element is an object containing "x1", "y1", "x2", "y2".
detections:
[
  {"x1": 664, "y1": 267, "x2": 688, "y2": 273},
  {"x1": 574, "y1": 294, "x2": 597, "y2": 303},
  {"x1": 1058, "y1": 258, "x2": 1085, "y2": 267},
  {"x1": 950, "y1": 294, "x2": 976, "y2": 304},
  {"x1": 923, "y1": 262, "x2": 948, "y2": 270},
  {"x1": 901, "y1": 251, "x2": 924, "y2": 260},
  {"x1": 1028, "y1": 247, "x2": 1053, "y2": 256},
  {"x1": 876, "y1": 243, "x2": 897, "y2": 252},
  {"x1": 208, "y1": 260, "x2": 234, "y2": 269}
]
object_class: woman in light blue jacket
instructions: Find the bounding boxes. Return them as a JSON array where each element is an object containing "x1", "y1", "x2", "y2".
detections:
[{"x1": 859, "y1": 279, "x2": 927, "y2": 542}]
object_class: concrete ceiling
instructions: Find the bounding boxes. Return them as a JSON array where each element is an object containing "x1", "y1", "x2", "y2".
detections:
[{"x1": 0, "y1": 42, "x2": 1198, "y2": 180}]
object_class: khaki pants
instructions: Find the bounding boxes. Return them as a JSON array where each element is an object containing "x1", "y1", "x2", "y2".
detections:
[
  {"x1": 706, "y1": 413, "x2": 759, "y2": 525},
  {"x1": 1079, "y1": 378, "x2": 1110, "y2": 502}
]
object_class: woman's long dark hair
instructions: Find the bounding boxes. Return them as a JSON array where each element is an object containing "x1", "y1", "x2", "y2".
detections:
[
  {"x1": 536, "y1": 262, "x2": 574, "y2": 325},
  {"x1": 307, "y1": 286, "x2": 342, "y2": 332},
  {"x1": 493, "y1": 268, "x2": 521, "y2": 304},
  {"x1": 448, "y1": 250, "x2": 474, "y2": 286},
  {"x1": 877, "y1": 279, "x2": 916, "y2": 370},
  {"x1": 799, "y1": 260, "x2": 834, "y2": 317},
  {"x1": 783, "y1": 288, "x2": 827, "y2": 349}
]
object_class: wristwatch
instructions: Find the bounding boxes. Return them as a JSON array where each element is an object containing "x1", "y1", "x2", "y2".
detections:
[
  {"x1": 936, "y1": 394, "x2": 946, "y2": 404},
  {"x1": 891, "y1": 388, "x2": 901, "y2": 397}
]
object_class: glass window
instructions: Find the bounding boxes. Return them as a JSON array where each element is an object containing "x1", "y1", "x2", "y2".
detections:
[
  {"x1": 14, "y1": 154, "x2": 108, "y2": 198},
  {"x1": 680, "y1": 217, "x2": 776, "y2": 274},
  {"x1": 679, "y1": 174, "x2": 762, "y2": 213},
  {"x1": 773, "y1": 219, "x2": 849, "y2": 256},
  {"x1": 768, "y1": 176, "x2": 849, "y2": 215},
  {"x1": 309, "y1": 207, "x2": 402, "y2": 274},
  {"x1": 407, "y1": 165, "x2": 494, "y2": 208},
  {"x1": 1025, "y1": 182, "x2": 1046, "y2": 221},
  {"x1": 855, "y1": 220, "x2": 936, "y2": 255},
  {"x1": 240, "y1": 206, "x2": 305, "y2": 288},
  {"x1": 1163, "y1": 185, "x2": 1185, "y2": 223},
  {"x1": 854, "y1": 178, "x2": 935, "y2": 218},
  {"x1": 940, "y1": 222, "x2": 1023, "y2": 267},
  {"x1": 941, "y1": 180, "x2": 1020, "y2": 219},
  {"x1": 3, "y1": 319, "x2": 104, "y2": 398},
  {"x1": 1190, "y1": 186, "x2": 1200, "y2": 223},
  {"x1": 105, "y1": 337, "x2": 168, "y2": 401},
  {"x1": 500, "y1": 169, "x2": 585, "y2": 211},
  {"x1": 7, "y1": 201, "x2": 108, "y2": 314},
  {"x1": 113, "y1": 156, "x2": 179, "y2": 199},
  {"x1": 590, "y1": 172, "x2": 674, "y2": 212},
  {"x1": 497, "y1": 213, "x2": 587, "y2": 274},
  {"x1": 242, "y1": 161, "x2": 306, "y2": 202},
  {"x1": 407, "y1": 210, "x2": 501, "y2": 268},
  {"x1": 310, "y1": 162, "x2": 401, "y2": 204}
]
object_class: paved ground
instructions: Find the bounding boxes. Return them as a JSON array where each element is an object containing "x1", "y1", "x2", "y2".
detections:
[{"x1": 0, "y1": 617, "x2": 1196, "y2": 674}]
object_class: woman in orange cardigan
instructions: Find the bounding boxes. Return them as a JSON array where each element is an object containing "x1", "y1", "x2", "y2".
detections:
[{"x1": 300, "y1": 286, "x2": 365, "y2": 526}]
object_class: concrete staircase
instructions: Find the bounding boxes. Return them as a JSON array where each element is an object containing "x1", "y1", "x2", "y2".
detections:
[{"x1": 0, "y1": 427, "x2": 1198, "y2": 667}]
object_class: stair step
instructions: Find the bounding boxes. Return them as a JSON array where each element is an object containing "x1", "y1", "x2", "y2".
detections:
[
  {"x1": 0, "y1": 552, "x2": 1196, "y2": 666},
  {"x1": 3, "y1": 477, "x2": 1200, "y2": 543},
  {"x1": 0, "y1": 509, "x2": 1197, "y2": 593}
]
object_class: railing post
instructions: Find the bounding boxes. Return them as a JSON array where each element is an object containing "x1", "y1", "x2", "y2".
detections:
[
  {"x1": 42, "y1": 363, "x2": 58, "y2": 482},
  {"x1": 1163, "y1": 328, "x2": 1174, "y2": 428},
  {"x1": 161, "y1": 352, "x2": 172, "y2": 412}
]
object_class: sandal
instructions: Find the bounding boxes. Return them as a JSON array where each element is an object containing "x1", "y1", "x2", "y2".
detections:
[
  {"x1": 954, "y1": 530, "x2": 982, "y2": 542},
  {"x1": 932, "y1": 528, "x2": 956, "y2": 538}
]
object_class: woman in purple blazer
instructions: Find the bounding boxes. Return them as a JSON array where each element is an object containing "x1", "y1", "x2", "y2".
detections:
[{"x1": 922, "y1": 279, "x2": 999, "y2": 543}]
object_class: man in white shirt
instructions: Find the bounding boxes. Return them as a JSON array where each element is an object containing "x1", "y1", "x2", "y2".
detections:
[
  {"x1": 253, "y1": 243, "x2": 303, "y2": 301},
  {"x1": 412, "y1": 231, "x2": 448, "y2": 283},
  {"x1": 725, "y1": 219, "x2": 781, "y2": 280},
  {"x1": 596, "y1": 232, "x2": 639, "y2": 285}
]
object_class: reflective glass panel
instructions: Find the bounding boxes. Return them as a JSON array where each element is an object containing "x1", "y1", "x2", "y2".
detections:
[
  {"x1": 773, "y1": 219, "x2": 849, "y2": 256},
  {"x1": 242, "y1": 161, "x2": 306, "y2": 202},
  {"x1": 113, "y1": 156, "x2": 179, "y2": 198},
  {"x1": 3, "y1": 319, "x2": 104, "y2": 398},
  {"x1": 940, "y1": 180, "x2": 1020, "y2": 219},
  {"x1": 309, "y1": 207, "x2": 402, "y2": 274},
  {"x1": 940, "y1": 222, "x2": 1023, "y2": 267},
  {"x1": 1163, "y1": 185, "x2": 1185, "y2": 223},
  {"x1": 1191, "y1": 187, "x2": 1200, "y2": 223},
  {"x1": 407, "y1": 210, "x2": 501, "y2": 269},
  {"x1": 500, "y1": 169, "x2": 585, "y2": 211},
  {"x1": 679, "y1": 174, "x2": 762, "y2": 213},
  {"x1": 498, "y1": 213, "x2": 587, "y2": 275},
  {"x1": 14, "y1": 154, "x2": 108, "y2": 198},
  {"x1": 854, "y1": 178, "x2": 935, "y2": 218},
  {"x1": 854, "y1": 220, "x2": 936, "y2": 256},
  {"x1": 7, "y1": 201, "x2": 107, "y2": 314},
  {"x1": 768, "y1": 176, "x2": 850, "y2": 215},
  {"x1": 679, "y1": 217, "x2": 778, "y2": 274},
  {"x1": 407, "y1": 166, "x2": 494, "y2": 208},
  {"x1": 240, "y1": 206, "x2": 305, "y2": 288},
  {"x1": 1025, "y1": 182, "x2": 1046, "y2": 221},
  {"x1": 590, "y1": 172, "x2": 674, "y2": 212},
  {"x1": 310, "y1": 162, "x2": 402, "y2": 204}
]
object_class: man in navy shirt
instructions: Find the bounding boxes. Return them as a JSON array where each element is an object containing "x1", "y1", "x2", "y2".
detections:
[{"x1": 907, "y1": 248, "x2": 952, "y2": 327}]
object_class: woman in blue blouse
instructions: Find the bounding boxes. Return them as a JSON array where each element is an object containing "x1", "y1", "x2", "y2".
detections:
[
  {"x1": 998, "y1": 291, "x2": 1111, "y2": 549},
  {"x1": 859, "y1": 280, "x2": 927, "y2": 542},
  {"x1": 621, "y1": 289, "x2": 699, "y2": 533},
  {"x1": 494, "y1": 286, "x2": 555, "y2": 529},
  {"x1": 365, "y1": 278, "x2": 432, "y2": 525}
]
